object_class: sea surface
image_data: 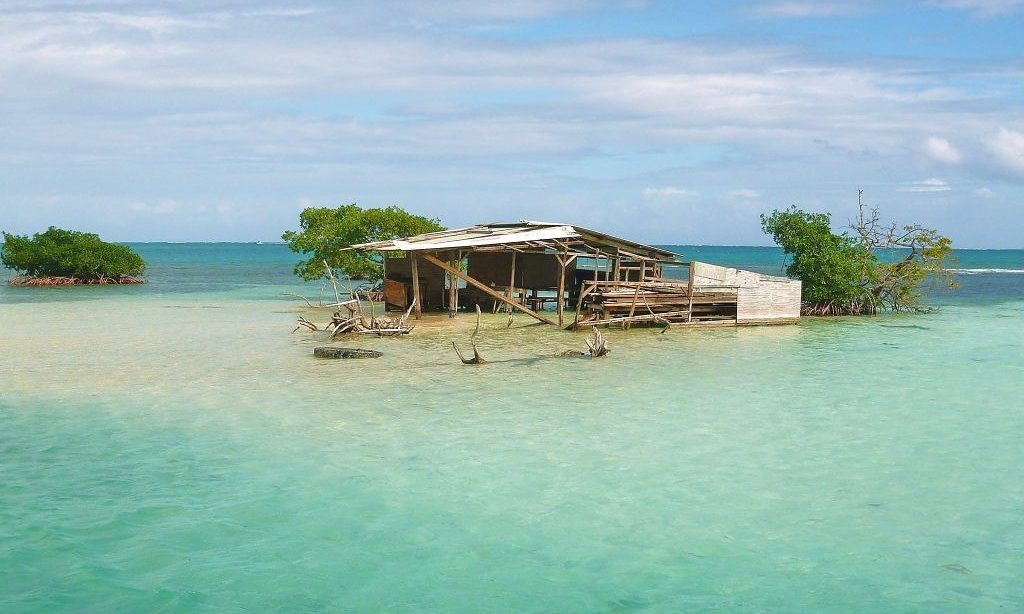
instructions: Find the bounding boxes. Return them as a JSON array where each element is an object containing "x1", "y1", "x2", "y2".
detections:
[{"x1": 2, "y1": 244, "x2": 1023, "y2": 611}]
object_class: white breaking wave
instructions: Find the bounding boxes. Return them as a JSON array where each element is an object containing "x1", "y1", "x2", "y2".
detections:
[{"x1": 952, "y1": 268, "x2": 1024, "y2": 274}]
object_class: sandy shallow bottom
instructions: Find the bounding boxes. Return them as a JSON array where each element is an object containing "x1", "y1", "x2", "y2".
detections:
[{"x1": 2, "y1": 292, "x2": 1023, "y2": 611}]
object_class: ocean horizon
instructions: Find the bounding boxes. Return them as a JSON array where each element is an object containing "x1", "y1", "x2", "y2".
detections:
[{"x1": 2, "y1": 243, "x2": 1023, "y2": 610}]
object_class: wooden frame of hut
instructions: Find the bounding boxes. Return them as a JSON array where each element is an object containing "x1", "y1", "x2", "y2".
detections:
[{"x1": 349, "y1": 221, "x2": 800, "y2": 329}]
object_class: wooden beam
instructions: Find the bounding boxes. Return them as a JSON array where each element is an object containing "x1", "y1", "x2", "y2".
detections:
[
  {"x1": 625, "y1": 283, "x2": 641, "y2": 330},
  {"x1": 571, "y1": 281, "x2": 596, "y2": 330},
  {"x1": 411, "y1": 255, "x2": 422, "y2": 319},
  {"x1": 421, "y1": 254, "x2": 557, "y2": 326}
]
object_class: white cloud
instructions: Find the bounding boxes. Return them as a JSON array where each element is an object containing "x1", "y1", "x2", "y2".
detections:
[
  {"x1": 974, "y1": 186, "x2": 996, "y2": 197},
  {"x1": 643, "y1": 187, "x2": 697, "y2": 199},
  {"x1": 897, "y1": 178, "x2": 951, "y2": 192},
  {"x1": 930, "y1": 0, "x2": 1024, "y2": 17},
  {"x1": 241, "y1": 8, "x2": 320, "y2": 18},
  {"x1": 986, "y1": 128, "x2": 1024, "y2": 176},
  {"x1": 1, "y1": 1, "x2": 1023, "y2": 245},
  {"x1": 728, "y1": 188, "x2": 761, "y2": 199},
  {"x1": 923, "y1": 136, "x2": 961, "y2": 164},
  {"x1": 753, "y1": 1, "x2": 863, "y2": 18},
  {"x1": 128, "y1": 200, "x2": 178, "y2": 214}
]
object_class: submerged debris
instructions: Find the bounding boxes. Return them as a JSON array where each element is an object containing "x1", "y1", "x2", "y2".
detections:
[
  {"x1": 313, "y1": 347, "x2": 383, "y2": 359},
  {"x1": 453, "y1": 311, "x2": 610, "y2": 365},
  {"x1": 290, "y1": 295, "x2": 416, "y2": 337},
  {"x1": 584, "y1": 327, "x2": 610, "y2": 357}
]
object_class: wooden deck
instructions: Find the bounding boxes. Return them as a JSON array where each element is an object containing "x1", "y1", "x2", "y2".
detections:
[
  {"x1": 572, "y1": 262, "x2": 801, "y2": 329},
  {"x1": 573, "y1": 279, "x2": 738, "y2": 328}
]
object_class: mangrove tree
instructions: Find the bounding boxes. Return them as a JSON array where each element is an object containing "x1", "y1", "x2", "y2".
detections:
[
  {"x1": 282, "y1": 203, "x2": 445, "y2": 282},
  {"x1": 761, "y1": 192, "x2": 956, "y2": 315},
  {"x1": 1, "y1": 227, "x2": 146, "y2": 285}
]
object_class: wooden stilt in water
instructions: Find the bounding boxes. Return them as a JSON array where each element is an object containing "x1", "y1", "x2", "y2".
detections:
[
  {"x1": 447, "y1": 254, "x2": 457, "y2": 316},
  {"x1": 453, "y1": 250, "x2": 462, "y2": 315},
  {"x1": 556, "y1": 253, "x2": 567, "y2": 327},
  {"x1": 686, "y1": 260, "x2": 695, "y2": 323},
  {"x1": 507, "y1": 252, "x2": 517, "y2": 314},
  {"x1": 411, "y1": 255, "x2": 422, "y2": 320}
]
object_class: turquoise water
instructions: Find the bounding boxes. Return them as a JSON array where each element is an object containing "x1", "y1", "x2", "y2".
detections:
[{"x1": 2, "y1": 245, "x2": 1023, "y2": 611}]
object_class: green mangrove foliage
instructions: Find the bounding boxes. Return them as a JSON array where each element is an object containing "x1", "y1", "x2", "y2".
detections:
[
  {"x1": 761, "y1": 196, "x2": 956, "y2": 315},
  {"x1": 1, "y1": 227, "x2": 146, "y2": 285},
  {"x1": 282, "y1": 204, "x2": 445, "y2": 282}
]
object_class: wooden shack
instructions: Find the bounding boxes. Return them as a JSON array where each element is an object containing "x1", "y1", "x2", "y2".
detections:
[{"x1": 350, "y1": 221, "x2": 800, "y2": 329}]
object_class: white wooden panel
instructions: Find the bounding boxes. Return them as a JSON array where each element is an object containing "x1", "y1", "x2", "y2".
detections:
[{"x1": 737, "y1": 279, "x2": 801, "y2": 322}]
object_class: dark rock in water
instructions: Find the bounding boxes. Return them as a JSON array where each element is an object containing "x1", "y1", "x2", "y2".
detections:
[
  {"x1": 314, "y1": 346, "x2": 383, "y2": 359},
  {"x1": 941, "y1": 563, "x2": 971, "y2": 575}
]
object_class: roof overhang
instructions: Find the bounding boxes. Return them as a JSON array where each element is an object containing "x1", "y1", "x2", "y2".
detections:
[{"x1": 349, "y1": 220, "x2": 681, "y2": 262}]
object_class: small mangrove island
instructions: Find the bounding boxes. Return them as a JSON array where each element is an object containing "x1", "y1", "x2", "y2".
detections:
[
  {"x1": 761, "y1": 191, "x2": 956, "y2": 315},
  {"x1": 1, "y1": 227, "x2": 147, "y2": 286}
]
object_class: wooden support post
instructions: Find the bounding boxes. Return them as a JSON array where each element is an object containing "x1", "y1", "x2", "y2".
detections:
[
  {"x1": 625, "y1": 283, "x2": 641, "y2": 330},
  {"x1": 447, "y1": 253, "x2": 457, "y2": 316},
  {"x1": 686, "y1": 260, "x2": 695, "y2": 323},
  {"x1": 443, "y1": 264, "x2": 449, "y2": 311},
  {"x1": 453, "y1": 250, "x2": 462, "y2": 315},
  {"x1": 556, "y1": 254, "x2": 567, "y2": 327},
  {"x1": 411, "y1": 255, "x2": 422, "y2": 320},
  {"x1": 613, "y1": 249, "x2": 620, "y2": 281},
  {"x1": 421, "y1": 254, "x2": 557, "y2": 326},
  {"x1": 507, "y1": 252, "x2": 517, "y2": 314}
]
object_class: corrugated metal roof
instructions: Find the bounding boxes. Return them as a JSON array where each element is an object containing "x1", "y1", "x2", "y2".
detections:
[{"x1": 350, "y1": 221, "x2": 679, "y2": 260}]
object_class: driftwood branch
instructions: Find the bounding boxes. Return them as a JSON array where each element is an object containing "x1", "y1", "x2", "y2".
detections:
[
  {"x1": 323, "y1": 259, "x2": 343, "y2": 307},
  {"x1": 281, "y1": 292, "x2": 318, "y2": 308},
  {"x1": 584, "y1": 327, "x2": 610, "y2": 357},
  {"x1": 292, "y1": 316, "x2": 320, "y2": 333},
  {"x1": 453, "y1": 305, "x2": 487, "y2": 364}
]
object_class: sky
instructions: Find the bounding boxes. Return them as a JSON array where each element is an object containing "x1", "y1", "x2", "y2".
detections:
[{"x1": 1, "y1": 0, "x2": 1023, "y2": 247}]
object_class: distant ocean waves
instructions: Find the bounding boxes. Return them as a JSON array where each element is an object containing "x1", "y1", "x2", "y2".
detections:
[{"x1": 952, "y1": 268, "x2": 1024, "y2": 274}]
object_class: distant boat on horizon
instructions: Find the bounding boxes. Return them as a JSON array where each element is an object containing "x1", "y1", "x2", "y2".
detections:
[{"x1": 255, "y1": 241, "x2": 263, "y2": 245}]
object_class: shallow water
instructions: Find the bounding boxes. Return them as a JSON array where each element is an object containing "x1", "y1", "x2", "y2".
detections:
[{"x1": 2, "y1": 245, "x2": 1023, "y2": 611}]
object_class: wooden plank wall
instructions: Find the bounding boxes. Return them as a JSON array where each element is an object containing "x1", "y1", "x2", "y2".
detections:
[
  {"x1": 690, "y1": 261, "x2": 801, "y2": 323},
  {"x1": 467, "y1": 252, "x2": 575, "y2": 290},
  {"x1": 383, "y1": 254, "x2": 446, "y2": 310},
  {"x1": 737, "y1": 279, "x2": 801, "y2": 323}
]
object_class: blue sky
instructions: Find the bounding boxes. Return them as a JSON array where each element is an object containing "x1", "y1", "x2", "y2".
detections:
[{"x1": 1, "y1": 0, "x2": 1023, "y2": 246}]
